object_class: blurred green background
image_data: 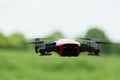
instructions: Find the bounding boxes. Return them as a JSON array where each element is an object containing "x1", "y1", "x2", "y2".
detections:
[
  {"x1": 0, "y1": 28, "x2": 120, "y2": 80},
  {"x1": 0, "y1": 0, "x2": 120, "y2": 80}
]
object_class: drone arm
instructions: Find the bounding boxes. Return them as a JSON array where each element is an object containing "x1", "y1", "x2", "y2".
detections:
[
  {"x1": 80, "y1": 44, "x2": 100, "y2": 56},
  {"x1": 39, "y1": 43, "x2": 58, "y2": 56},
  {"x1": 80, "y1": 44, "x2": 89, "y2": 52},
  {"x1": 45, "y1": 44, "x2": 59, "y2": 53}
]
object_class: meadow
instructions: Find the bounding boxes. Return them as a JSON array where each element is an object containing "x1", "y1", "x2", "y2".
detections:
[{"x1": 0, "y1": 49, "x2": 120, "y2": 80}]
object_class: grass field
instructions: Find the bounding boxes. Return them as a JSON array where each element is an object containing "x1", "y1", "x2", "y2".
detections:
[{"x1": 0, "y1": 49, "x2": 120, "y2": 80}]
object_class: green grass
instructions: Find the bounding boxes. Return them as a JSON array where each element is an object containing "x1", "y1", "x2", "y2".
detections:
[{"x1": 0, "y1": 49, "x2": 120, "y2": 80}]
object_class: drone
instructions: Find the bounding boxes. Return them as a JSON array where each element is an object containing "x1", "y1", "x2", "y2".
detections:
[{"x1": 28, "y1": 37, "x2": 113, "y2": 57}]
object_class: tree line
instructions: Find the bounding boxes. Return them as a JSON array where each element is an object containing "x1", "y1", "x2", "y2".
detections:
[
  {"x1": 81, "y1": 28, "x2": 120, "y2": 54},
  {"x1": 0, "y1": 28, "x2": 120, "y2": 54},
  {"x1": 0, "y1": 32, "x2": 25, "y2": 49}
]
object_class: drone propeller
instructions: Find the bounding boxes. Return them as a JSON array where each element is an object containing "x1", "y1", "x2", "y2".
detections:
[
  {"x1": 26, "y1": 38, "x2": 44, "y2": 44},
  {"x1": 95, "y1": 41, "x2": 113, "y2": 44},
  {"x1": 79, "y1": 37, "x2": 102, "y2": 41},
  {"x1": 79, "y1": 37, "x2": 113, "y2": 44},
  {"x1": 26, "y1": 38, "x2": 55, "y2": 44}
]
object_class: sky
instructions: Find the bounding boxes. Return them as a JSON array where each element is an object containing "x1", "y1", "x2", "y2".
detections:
[{"x1": 0, "y1": 0, "x2": 120, "y2": 42}]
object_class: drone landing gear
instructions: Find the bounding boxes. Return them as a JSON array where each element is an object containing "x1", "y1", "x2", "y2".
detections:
[
  {"x1": 88, "y1": 53, "x2": 100, "y2": 56},
  {"x1": 88, "y1": 49, "x2": 100, "y2": 56},
  {"x1": 39, "y1": 52, "x2": 52, "y2": 56},
  {"x1": 39, "y1": 49, "x2": 52, "y2": 56},
  {"x1": 39, "y1": 53, "x2": 52, "y2": 56}
]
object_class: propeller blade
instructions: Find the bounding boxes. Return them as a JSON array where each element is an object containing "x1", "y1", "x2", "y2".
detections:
[
  {"x1": 96, "y1": 41, "x2": 119, "y2": 45},
  {"x1": 25, "y1": 37, "x2": 55, "y2": 44},
  {"x1": 78, "y1": 37, "x2": 116, "y2": 45},
  {"x1": 95, "y1": 41, "x2": 113, "y2": 44},
  {"x1": 79, "y1": 37, "x2": 102, "y2": 41},
  {"x1": 26, "y1": 41, "x2": 43, "y2": 44}
]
